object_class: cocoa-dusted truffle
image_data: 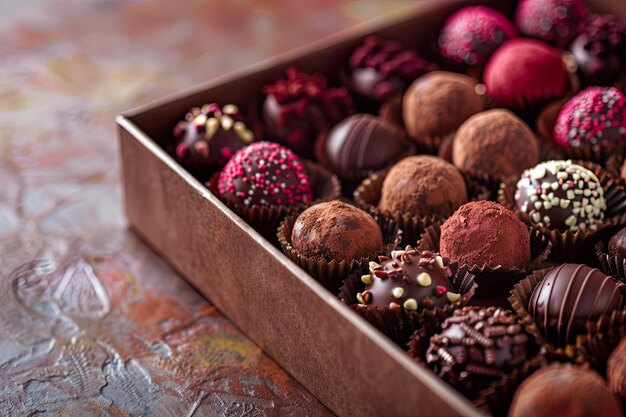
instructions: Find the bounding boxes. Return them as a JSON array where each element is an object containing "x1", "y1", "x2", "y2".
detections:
[
  {"x1": 529, "y1": 264, "x2": 625, "y2": 346},
  {"x1": 426, "y1": 307, "x2": 532, "y2": 393},
  {"x1": 262, "y1": 67, "x2": 354, "y2": 159},
  {"x1": 515, "y1": 160, "x2": 606, "y2": 233},
  {"x1": 357, "y1": 248, "x2": 459, "y2": 311},
  {"x1": 608, "y1": 338, "x2": 626, "y2": 398},
  {"x1": 515, "y1": 0, "x2": 589, "y2": 46},
  {"x1": 217, "y1": 141, "x2": 312, "y2": 208},
  {"x1": 345, "y1": 36, "x2": 436, "y2": 102},
  {"x1": 509, "y1": 364, "x2": 623, "y2": 417},
  {"x1": 452, "y1": 109, "x2": 539, "y2": 179},
  {"x1": 320, "y1": 114, "x2": 414, "y2": 181},
  {"x1": 609, "y1": 227, "x2": 626, "y2": 259},
  {"x1": 378, "y1": 155, "x2": 468, "y2": 218},
  {"x1": 290, "y1": 200, "x2": 382, "y2": 262},
  {"x1": 440, "y1": 201, "x2": 531, "y2": 270},
  {"x1": 402, "y1": 71, "x2": 485, "y2": 148}
]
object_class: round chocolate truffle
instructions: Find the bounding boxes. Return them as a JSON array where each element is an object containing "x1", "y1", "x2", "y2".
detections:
[
  {"x1": 290, "y1": 200, "x2": 382, "y2": 262},
  {"x1": 357, "y1": 248, "x2": 459, "y2": 311},
  {"x1": 217, "y1": 141, "x2": 312, "y2": 208},
  {"x1": 509, "y1": 364, "x2": 623, "y2": 417},
  {"x1": 571, "y1": 14, "x2": 626, "y2": 86},
  {"x1": 426, "y1": 306, "x2": 532, "y2": 393},
  {"x1": 320, "y1": 114, "x2": 414, "y2": 181},
  {"x1": 439, "y1": 6, "x2": 517, "y2": 69},
  {"x1": 515, "y1": 0, "x2": 589, "y2": 46},
  {"x1": 529, "y1": 264, "x2": 625, "y2": 346},
  {"x1": 378, "y1": 155, "x2": 468, "y2": 218},
  {"x1": 173, "y1": 103, "x2": 255, "y2": 170},
  {"x1": 609, "y1": 227, "x2": 626, "y2": 259},
  {"x1": 554, "y1": 86, "x2": 626, "y2": 150},
  {"x1": 608, "y1": 338, "x2": 626, "y2": 398},
  {"x1": 402, "y1": 71, "x2": 485, "y2": 148},
  {"x1": 345, "y1": 35, "x2": 436, "y2": 102},
  {"x1": 440, "y1": 201, "x2": 531, "y2": 270},
  {"x1": 262, "y1": 67, "x2": 354, "y2": 159},
  {"x1": 451, "y1": 109, "x2": 539, "y2": 179},
  {"x1": 515, "y1": 160, "x2": 607, "y2": 233}
]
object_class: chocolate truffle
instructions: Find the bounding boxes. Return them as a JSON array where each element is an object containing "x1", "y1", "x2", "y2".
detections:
[
  {"x1": 515, "y1": 0, "x2": 589, "y2": 46},
  {"x1": 515, "y1": 160, "x2": 606, "y2": 233},
  {"x1": 320, "y1": 114, "x2": 414, "y2": 181},
  {"x1": 262, "y1": 67, "x2": 354, "y2": 159},
  {"x1": 290, "y1": 200, "x2": 382, "y2": 262},
  {"x1": 451, "y1": 109, "x2": 539, "y2": 179},
  {"x1": 483, "y1": 39, "x2": 570, "y2": 111},
  {"x1": 217, "y1": 141, "x2": 312, "y2": 208},
  {"x1": 402, "y1": 71, "x2": 485, "y2": 148},
  {"x1": 173, "y1": 103, "x2": 254, "y2": 170},
  {"x1": 426, "y1": 307, "x2": 531, "y2": 393},
  {"x1": 378, "y1": 155, "x2": 468, "y2": 218},
  {"x1": 571, "y1": 14, "x2": 626, "y2": 86},
  {"x1": 345, "y1": 36, "x2": 436, "y2": 102},
  {"x1": 609, "y1": 227, "x2": 626, "y2": 259},
  {"x1": 439, "y1": 6, "x2": 517, "y2": 69},
  {"x1": 529, "y1": 264, "x2": 625, "y2": 346},
  {"x1": 509, "y1": 364, "x2": 623, "y2": 417},
  {"x1": 554, "y1": 87, "x2": 626, "y2": 150},
  {"x1": 357, "y1": 248, "x2": 459, "y2": 311},
  {"x1": 440, "y1": 201, "x2": 531, "y2": 270},
  {"x1": 608, "y1": 338, "x2": 626, "y2": 398}
]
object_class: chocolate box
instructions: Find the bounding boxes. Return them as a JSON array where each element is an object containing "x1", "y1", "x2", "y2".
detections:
[{"x1": 117, "y1": 0, "x2": 625, "y2": 415}]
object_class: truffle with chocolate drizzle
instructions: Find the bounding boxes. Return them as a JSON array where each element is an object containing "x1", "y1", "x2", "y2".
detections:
[{"x1": 357, "y1": 247, "x2": 460, "y2": 312}]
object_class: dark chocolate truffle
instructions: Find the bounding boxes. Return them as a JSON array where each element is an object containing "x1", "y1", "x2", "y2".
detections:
[
  {"x1": 290, "y1": 200, "x2": 382, "y2": 262},
  {"x1": 608, "y1": 338, "x2": 626, "y2": 398},
  {"x1": 217, "y1": 141, "x2": 312, "y2": 208},
  {"x1": 609, "y1": 227, "x2": 626, "y2": 259},
  {"x1": 451, "y1": 109, "x2": 539, "y2": 179},
  {"x1": 440, "y1": 201, "x2": 531, "y2": 270},
  {"x1": 357, "y1": 248, "x2": 459, "y2": 311},
  {"x1": 320, "y1": 114, "x2": 414, "y2": 181},
  {"x1": 509, "y1": 364, "x2": 623, "y2": 417},
  {"x1": 262, "y1": 67, "x2": 354, "y2": 159},
  {"x1": 426, "y1": 306, "x2": 532, "y2": 393},
  {"x1": 515, "y1": 0, "x2": 589, "y2": 46},
  {"x1": 515, "y1": 160, "x2": 606, "y2": 233},
  {"x1": 378, "y1": 155, "x2": 468, "y2": 218},
  {"x1": 529, "y1": 264, "x2": 625, "y2": 346},
  {"x1": 402, "y1": 71, "x2": 485, "y2": 148}
]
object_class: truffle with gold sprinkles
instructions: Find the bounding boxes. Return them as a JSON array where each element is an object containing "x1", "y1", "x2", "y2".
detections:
[{"x1": 515, "y1": 160, "x2": 606, "y2": 233}]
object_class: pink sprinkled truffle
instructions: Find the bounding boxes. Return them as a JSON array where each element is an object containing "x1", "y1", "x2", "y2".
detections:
[
  {"x1": 554, "y1": 86, "x2": 626, "y2": 149},
  {"x1": 439, "y1": 6, "x2": 517, "y2": 68},
  {"x1": 515, "y1": 0, "x2": 589, "y2": 46},
  {"x1": 217, "y1": 141, "x2": 312, "y2": 208}
]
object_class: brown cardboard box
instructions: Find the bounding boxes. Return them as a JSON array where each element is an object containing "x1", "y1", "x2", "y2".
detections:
[{"x1": 117, "y1": 1, "x2": 625, "y2": 415}]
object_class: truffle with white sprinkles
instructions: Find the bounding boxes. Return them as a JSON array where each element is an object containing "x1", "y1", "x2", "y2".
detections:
[{"x1": 515, "y1": 160, "x2": 606, "y2": 233}]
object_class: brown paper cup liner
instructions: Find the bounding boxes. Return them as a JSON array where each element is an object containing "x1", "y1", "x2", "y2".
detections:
[
  {"x1": 417, "y1": 222, "x2": 552, "y2": 298},
  {"x1": 277, "y1": 211, "x2": 401, "y2": 293},
  {"x1": 606, "y1": 152, "x2": 625, "y2": 180},
  {"x1": 208, "y1": 160, "x2": 340, "y2": 242},
  {"x1": 580, "y1": 315, "x2": 626, "y2": 373},
  {"x1": 379, "y1": 94, "x2": 404, "y2": 128},
  {"x1": 554, "y1": 142, "x2": 626, "y2": 166},
  {"x1": 596, "y1": 241, "x2": 626, "y2": 283},
  {"x1": 338, "y1": 257, "x2": 476, "y2": 345}
]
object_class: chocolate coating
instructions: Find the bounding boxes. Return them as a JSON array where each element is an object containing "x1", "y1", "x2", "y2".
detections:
[
  {"x1": 509, "y1": 364, "x2": 623, "y2": 417},
  {"x1": 452, "y1": 109, "x2": 539, "y2": 178},
  {"x1": 357, "y1": 248, "x2": 458, "y2": 311},
  {"x1": 440, "y1": 201, "x2": 531, "y2": 271},
  {"x1": 321, "y1": 114, "x2": 414, "y2": 181},
  {"x1": 608, "y1": 338, "x2": 626, "y2": 399},
  {"x1": 402, "y1": 71, "x2": 485, "y2": 148},
  {"x1": 609, "y1": 227, "x2": 626, "y2": 259},
  {"x1": 291, "y1": 200, "x2": 382, "y2": 262},
  {"x1": 426, "y1": 307, "x2": 531, "y2": 393},
  {"x1": 378, "y1": 155, "x2": 468, "y2": 217},
  {"x1": 529, "y1": 264, "x2": 625, "y2": 346},
  {"x1": 515, "y1": 160, "x2": 606, "y2": 233},
  {"x1": 515, "y1": 0, "x2": 589, "y2": 46}
]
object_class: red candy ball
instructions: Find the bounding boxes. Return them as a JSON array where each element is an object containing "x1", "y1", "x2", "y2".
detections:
[{"x1": 515, "y1": 0, "x2": 589, "y2": 46}]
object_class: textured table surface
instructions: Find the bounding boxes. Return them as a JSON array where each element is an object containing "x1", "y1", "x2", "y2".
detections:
[{"x1": 0, "y1": 0, "x2": 413, "y2": 415}]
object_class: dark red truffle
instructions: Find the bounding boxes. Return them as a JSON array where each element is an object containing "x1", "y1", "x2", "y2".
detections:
[
  {"x1": 609, "y1": 227, "x2": 626, "y2": 259},
  {"x1": 173, "y1": 103, "x2": 255, "y2": 169},
  {"x1": 345, "y1": 35, "x2": 436, "y2": 102},
  {"x1": 290, "y1": 200, "x2": 382, "y2": 262},
  {"x1": 440, "y1": 201, "x2": 531, "y2": 270},
  {"x1": 608, "y1": 338, "x2": 626, "y2": 399},
  {"x1": 217, "y1": 141, "x2": 312, "y2": 208},
  {"x1": 515, "y1": 0, "x2": 589, "y2": 46},
  {"x1": 357, "y1": 248, "x2": 459, "y2": 312},
  {"x1": 529, "y1": 263, "x2": 625, "y2": 346},
  {"x1": 439, "y1": 6, "x2": 517, "y2": 69},
  {"x1": 554, "y1": 86, "x2": 626, "y2": 150},
  {"x1": 262, "y1": 67, "x2": 354, "y2": 159}
]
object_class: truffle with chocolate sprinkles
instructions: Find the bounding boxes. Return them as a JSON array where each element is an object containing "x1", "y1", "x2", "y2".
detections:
[{"x1": 515, "y1": 160, "x2": 606, "y2": 233}]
